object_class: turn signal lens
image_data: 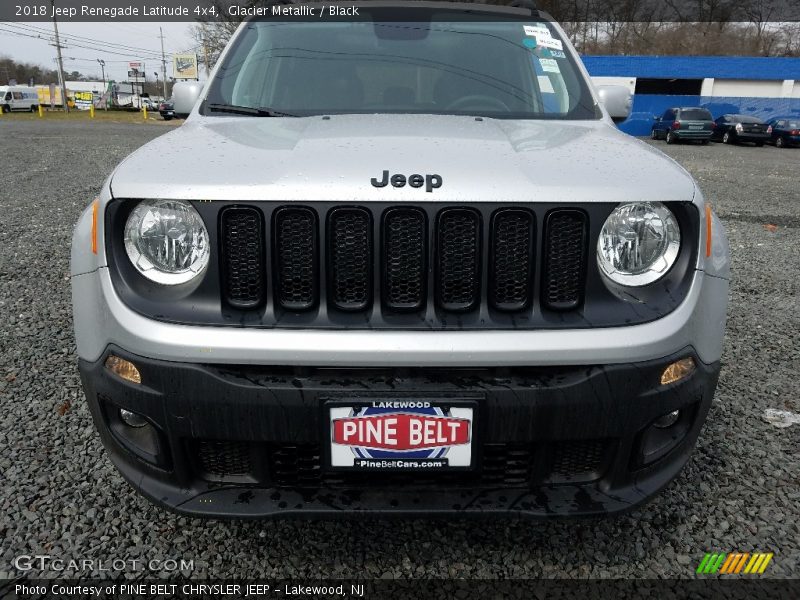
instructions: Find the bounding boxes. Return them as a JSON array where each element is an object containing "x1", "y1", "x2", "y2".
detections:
[
  {"x1": 660, "y1": 357, "x2": 696, "y2": 386},
  {"x1": 105, "y1": 355, "x2": 142, "y2": 384}
]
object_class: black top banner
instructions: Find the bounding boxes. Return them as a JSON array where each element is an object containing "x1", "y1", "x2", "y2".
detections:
[{"x1": 3, "y1": 0, "x2": 800, "y2": 23}]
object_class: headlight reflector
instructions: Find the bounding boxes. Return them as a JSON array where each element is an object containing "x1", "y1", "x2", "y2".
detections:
[
  {"x1": 124, "y1": 200, "x2": 210, "y2": 285},
  {"x1": 597, "y1": 202, "x2": 680, "y2": 287}
]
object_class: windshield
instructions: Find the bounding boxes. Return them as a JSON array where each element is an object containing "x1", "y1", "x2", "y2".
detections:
[{"x1": 204, "y1": 18, "x2": 598, "y2": 120}]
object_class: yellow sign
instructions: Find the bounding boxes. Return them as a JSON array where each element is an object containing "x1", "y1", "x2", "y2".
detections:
[
  {"x1": 173, "y1": 54, "x2": 199, "y2": 79},
  {"x1": 74, "y1": 90, "x2": 94, "y2": 110}
]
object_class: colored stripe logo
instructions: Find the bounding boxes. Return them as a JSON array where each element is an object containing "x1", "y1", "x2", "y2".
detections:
[{"x1": 697, "y1": 552, "x2": 773, "y2": 574}]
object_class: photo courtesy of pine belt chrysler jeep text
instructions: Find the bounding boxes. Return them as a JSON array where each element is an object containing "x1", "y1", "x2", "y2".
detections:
[{"x1": 71, "y1": 1, "x2": 730, "y2": 518}]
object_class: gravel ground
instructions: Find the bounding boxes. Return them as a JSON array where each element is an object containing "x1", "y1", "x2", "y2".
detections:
[{"x1": 0, "y1": 120, "x2": 798, "y2": 581}]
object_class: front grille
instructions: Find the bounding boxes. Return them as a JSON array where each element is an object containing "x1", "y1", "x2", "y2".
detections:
[
  {"x1": 436, "y1": 208, "x2": 481, "y2": 311},
  {"x1": 542, "y1": 210, "x2": 588, "y2": 310},
  {"x1": 383, "y1": 208, "x2": 427, "y2": 311},
  {"x1": 328, "y1": 208, "x2": 372, "y2": 310},
  {"x1": 268, "y1": 443, "x2": 536, "y2": 488},
  {"x1": 490, "y1": 209, "x2": 534, "y2": 311},
  {"x1": 220, "y1": 207, "x2": 265, "y2": 308},
  {"x1": 195, "y1": 440, "x2": 253, "y2": 479},
  {"x1": 264, "y1": 441, "x2": 609, "y2": 489},
  {"x1": 274, "y1": 207, "x2": 318, "y2": 310},
  {"x1": 220, "y1": 204, "x2": 591, "y2": 322}
]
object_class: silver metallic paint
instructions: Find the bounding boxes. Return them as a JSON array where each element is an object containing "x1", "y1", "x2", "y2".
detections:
[{"x1": 70, "y1": 9, "x2": 730, "y2": 370}]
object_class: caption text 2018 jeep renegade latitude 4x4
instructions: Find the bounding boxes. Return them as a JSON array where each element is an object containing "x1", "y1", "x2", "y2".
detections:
[{"x1": 71, "y1": 2, "x2": 730, "y2": 518}]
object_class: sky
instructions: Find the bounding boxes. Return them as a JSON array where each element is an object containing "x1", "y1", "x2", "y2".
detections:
[{"x1": 0, "y1": 22, "x2": 197, "y2": 83}]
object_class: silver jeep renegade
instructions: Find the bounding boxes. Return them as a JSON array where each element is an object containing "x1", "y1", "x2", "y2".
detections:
[{"x1": 71, "y1": 1, "x2": 730, "y2": 517}]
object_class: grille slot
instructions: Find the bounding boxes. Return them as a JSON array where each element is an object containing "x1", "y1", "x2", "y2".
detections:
[
  {"x1": 269, "y1": 445, "x2": 323, "y2": 487},
  {"x1": 195, "y1": 440, "x2": 253, "y2": 480},
  {"x1": 547, "y1": 439, "x2": 609, "y2": 483},
  {"x1": 383, "y1": 208, "x2": 427, "y2": 311},
  {"x1": 490, "y1": 209, "x2": 534, "y2": 311},
  {"x1": 274, "y1": 207, "x2": 318, "y2": 311},
  {"x1": 328, "y1": 208, "x2": 372, "y2": 311},
  {"x1": 542, "y1": 210, "x2": 588, "y2": 310},
  {"x1": 220, "y1": 207, "x2": 265, "y2": 309},
  {"x1": 268, "y1": 443, "x2": 536, "y2": 488},
  {"x1": 436, "y1": 208, "x2": 481, "y2": 311}
]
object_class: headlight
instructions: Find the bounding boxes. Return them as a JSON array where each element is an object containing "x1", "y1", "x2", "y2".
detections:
[
  {"x1": 124, "y1": 200, "x2": 210, "y2": 285},
  {"x1": 597, "y1": 202, "x2": 680, "y2": 287}
]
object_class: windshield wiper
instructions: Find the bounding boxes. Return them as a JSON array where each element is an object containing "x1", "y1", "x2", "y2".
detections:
[{"x1": 207, "y1": 103, "x2": 297, "y2": 117}]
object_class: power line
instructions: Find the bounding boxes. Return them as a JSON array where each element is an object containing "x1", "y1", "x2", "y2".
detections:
[
  {"x1": 3, "y1": 23, "x2": 164, "y2": 59},
  {"x1": 9, "y1": 22, "x2": 166, "y2": 57}
]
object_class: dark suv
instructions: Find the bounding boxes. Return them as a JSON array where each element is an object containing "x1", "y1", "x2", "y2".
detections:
[{"x1": 651, "y1": 108, "x2": 714, "y2": 144}]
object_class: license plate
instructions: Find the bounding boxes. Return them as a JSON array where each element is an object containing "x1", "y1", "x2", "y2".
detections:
[
  {"x1": 327, "y1": 400, "x2": 474, "y2": 470},
  {"x1": 689, "y1": 125, "x2": 702, "y2": 130}
]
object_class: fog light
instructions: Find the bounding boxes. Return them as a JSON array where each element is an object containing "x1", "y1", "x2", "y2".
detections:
[
  {"x1": 119, "y1": 408, "x2": 148, "y2": 428},
  {"x1": 653, "y1": 409, "x2": 680, "y2": 429},
  {"x1": 105, "y1": 355, "x2": 142, "y2": 384},
  {"x1": 660, "y1": 357, "x2": 695, "y2": 385}
]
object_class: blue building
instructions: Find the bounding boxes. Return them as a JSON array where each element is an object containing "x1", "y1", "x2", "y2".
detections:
[{"x1": 582, "y1": 56, "x2": 800, "y2": 136}]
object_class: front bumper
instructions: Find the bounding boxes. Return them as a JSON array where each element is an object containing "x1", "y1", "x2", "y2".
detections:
[{"x1": 80, "y1": 347, "x2": 720, "y2": 518}]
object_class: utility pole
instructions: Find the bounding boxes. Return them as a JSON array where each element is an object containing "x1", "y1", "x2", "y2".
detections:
[
  {"x1": 97, "y1": 59, "x2": 106, "y2": 110},
  {"x1": 158, "y1": 27, "x2": 168, "y2": 99},
  {"x1": 97, "y1": 59, "x2": 105, "y2": 86},
  {"x1": 51, "y1": 0, "x2": 69, "y2": 112}
]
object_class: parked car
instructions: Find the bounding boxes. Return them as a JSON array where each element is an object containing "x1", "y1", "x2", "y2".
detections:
[
  {"x1": 70, "y1": 4, "x2": 729, "y2": 519},
  {"x1": 711, "y1": 114, "x2": 771, "y2": 146},
  {"x1": 651, "y1": 107, "x2": 714, "y2": 144},
  {"x1": 765, "y1": 117, "x2": 800, "y2": 148},
  {"x1": 158, "y1": 99, "x2": 175, "y2": 120},
  {"x1": 141, "y1": 98, "x2": 158, "y2": 112}
]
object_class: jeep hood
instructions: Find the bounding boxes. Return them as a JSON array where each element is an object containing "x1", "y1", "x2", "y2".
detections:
[{"x1": 110, "y1": 114, "x2": 696, "y2": 203}]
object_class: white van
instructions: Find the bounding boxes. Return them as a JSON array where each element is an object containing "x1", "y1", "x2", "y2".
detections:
[{"x1": 0, "y1": 86, "x2": 39, "y2": 112}]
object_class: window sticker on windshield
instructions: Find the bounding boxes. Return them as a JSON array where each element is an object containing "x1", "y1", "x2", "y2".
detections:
[
  {"x1": 522, "y1": 38, "x2": 537, "y2": 49},
  {"x1": 524, "y1": 24, "x2": 550, "y2": 37},
  {"x1": 549, "y1": 49, "x2": 566, "y2": 59},
  {"x1": 539, "y1": 58, "x2": 560, "y2": 74},
  {"x1": 538, "y1": 76, "x2": 555, "y2": 94},
  {"x1": 536, "y1": 37, "x2": 563, "y2": 51}
]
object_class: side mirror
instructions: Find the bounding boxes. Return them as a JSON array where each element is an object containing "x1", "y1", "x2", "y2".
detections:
[
  {"x1": 172, "y1": 81, "x2": 203, "y2": 117},
  {"x1": 597, "y1": 85, "x2": 632, "y2": 124}
]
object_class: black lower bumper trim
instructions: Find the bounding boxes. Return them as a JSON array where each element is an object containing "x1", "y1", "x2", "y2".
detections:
[{"x1": 79, "y1": 347, "x2": 720, "y2": 518}]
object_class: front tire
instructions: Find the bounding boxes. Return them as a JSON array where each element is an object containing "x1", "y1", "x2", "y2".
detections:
[
  {"x1": 666, "y1": 131, "x2": 676, "y2": 144},
  {"x1": 650, "y1": 129, "x2": 658, "y2": 140},
  {"x1": 776, "y1": 137, "x2": 785, "y2": 148},
  {"x1": 723, "y1": 132, "x2": 733, "y2": 144},
  {"x1": 2, "y1": 104, "x2": 9, "y2": 114}
]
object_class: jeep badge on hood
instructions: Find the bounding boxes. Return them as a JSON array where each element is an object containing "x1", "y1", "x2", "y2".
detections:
[{"x1": 371, "y1": 170, "x2": 443, "y2": 192}]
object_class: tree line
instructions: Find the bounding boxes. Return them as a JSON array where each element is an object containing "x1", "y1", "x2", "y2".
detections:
[{"x1": 0, "y1": 56, "x2": 95, "y2": 86}]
